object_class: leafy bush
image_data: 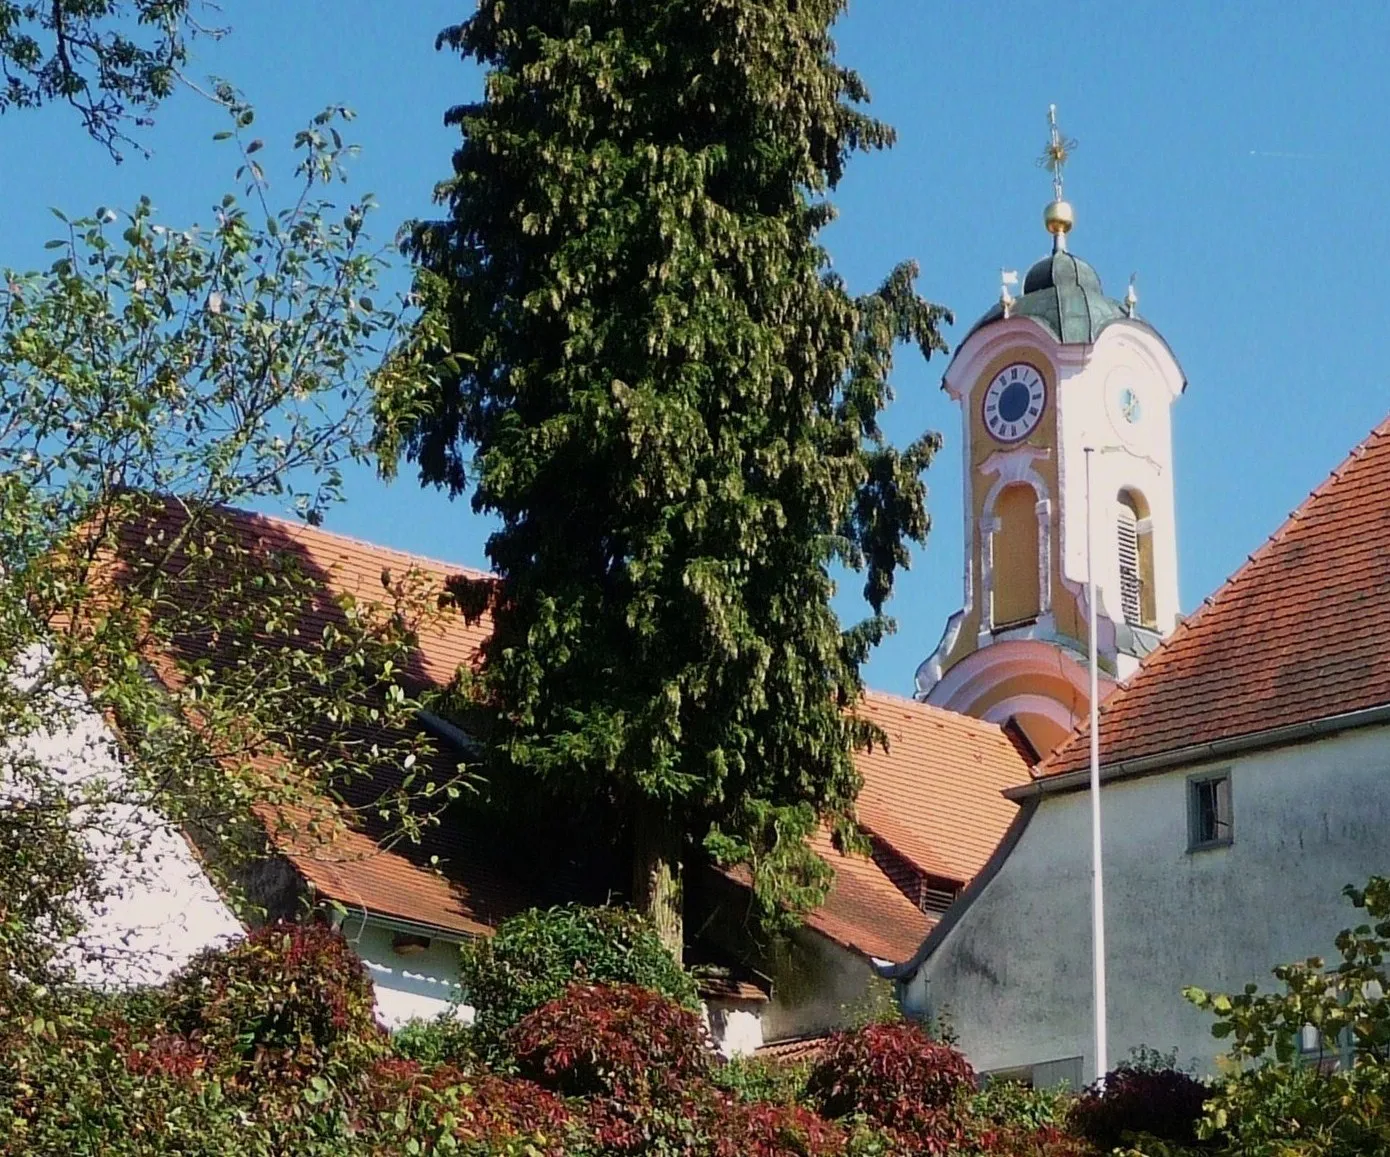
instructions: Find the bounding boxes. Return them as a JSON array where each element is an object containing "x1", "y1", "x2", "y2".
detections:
[
  {"x1": 971, "y1": 1124, "x2": 1098, "y2": 1156},
  {"x1": 1068, "y1": 1064, "x2": 1210, "y2": 1151},
  {"x1": 711, "y1": 1098, "x2": 848, "y2": 1157},
  {"x1": 971, "y1": 1079, "x2": 1069, "y2": 1131},
  {"x1": 363, "y1": 1058, "x2": 578, "y2": 1157},
  {"x1": 508, "y1": 981, "x2": 712, "y2": 1100},
  {"x1": 806, "y1": 1021, "x2": 975, "y2": 1151},
  {"x1": 711, "y1": 1052, "x2": 813, "y2": 1105},
  {"x1": 165, "y1": 921, "x2": 380, "y2": 1073},
  {"x1": 459, "y1": 905, "x2": 699, "y2": 1053},
  {"x1": 392, "y1": 1012, "x2": 480, "y2": 1068},
  {"x1": 1182, "y1": 880, "x2": 1390, "y2": 1154}
]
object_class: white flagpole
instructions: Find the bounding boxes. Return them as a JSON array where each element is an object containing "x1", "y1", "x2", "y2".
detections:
[{"x1": 1084, "y1": 445, "x2": 1109, "y2": 1083}]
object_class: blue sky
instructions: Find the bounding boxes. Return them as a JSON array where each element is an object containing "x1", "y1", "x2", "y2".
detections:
[{"x1": 5, "y1": 2, "x2": 1385, "y2": 694}]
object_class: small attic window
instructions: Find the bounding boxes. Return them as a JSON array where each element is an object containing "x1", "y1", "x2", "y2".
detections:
[
  {"x1": 919, "y1": 877, "x2": 961, "y2": 915},
  {"x1": 392, "y1": 931, "x2": 432, "y2": 956},
  {"x1": 1188, "y1": 772, "x2": 1233, "y2": 850}
]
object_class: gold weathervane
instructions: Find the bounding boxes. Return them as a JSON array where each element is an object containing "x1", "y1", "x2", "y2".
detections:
[{"x1": 1037, "y1": 104, "x2": 1077, "y2": 248}]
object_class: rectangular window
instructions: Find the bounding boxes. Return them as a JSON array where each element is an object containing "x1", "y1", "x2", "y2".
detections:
[
  {"x1": 1299, "y1": 1024, "x2": 1351, "y2": 1073},
  {"x1": 1188, "y1": 772, "x2": 1233, "y2": 850}
]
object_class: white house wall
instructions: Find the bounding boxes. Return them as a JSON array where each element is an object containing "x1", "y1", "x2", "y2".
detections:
[
  {"x1": 905, "y1": 723, "x2": 1390, "y2": 1082},
  {"x1": 760, "y1": 928, "x2": 882, "y2": 1043},
  {"x1": 342, "y1": 918, "x2": 476, "y2": 1027},
  {"x1": 5, "y1": 655, "x2": 243, "y2": 987}
]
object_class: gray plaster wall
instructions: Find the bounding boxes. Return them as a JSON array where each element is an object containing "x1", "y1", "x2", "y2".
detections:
[
  {"x1": 762, "y1": 927, "x2": 879, "y2": 1041},
  {"x1": 904, "y1": 723, "x2": 1390, "y2": 1083}
]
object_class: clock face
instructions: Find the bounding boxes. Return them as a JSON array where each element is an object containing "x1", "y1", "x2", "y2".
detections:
[
  {"x1": 982, "y1": 363, "x2": 1047, "y2": 443},
  {"x1": 1118, "y1": 386, "x2": 1142, "y2": 425}
]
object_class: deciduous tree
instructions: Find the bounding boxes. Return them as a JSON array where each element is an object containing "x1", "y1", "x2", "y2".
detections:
[
  {"x1": 0, "y1": 0, "x2": 222, "y2": 155},
  {"x1": 0, "y1": 93, "x2": 453, "y2": 983}
]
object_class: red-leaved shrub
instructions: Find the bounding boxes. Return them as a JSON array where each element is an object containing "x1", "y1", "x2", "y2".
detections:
[
  {"x1": 584, "y1": 1083, "x2": 849, "y2": 1157},
  {"x1": 806, "y1": 1022, "x2": 975, "y2": 1152},
  {"x1": 1068, "y1": 1064, "x2": 1210, "y2": 1150},
  {"x1": 361, "y1": 1058, "x2": 576, "y2": 1156},
  {"x1": 122, "y1": 1031, "x2": 210, "y2": 1082},
  {"x1": 508, "y1": 981, "x2": 712, "y2": 1099},
  {"x1": 711, "y1": 1098, "x2": 847, "y2": 1157},
  {"x1": 166, "y1": 922, "x2": 379, "y2": 1072},
  {"x1": 971, "y1": 1124, "x2": 1099, "y2": 1156}
]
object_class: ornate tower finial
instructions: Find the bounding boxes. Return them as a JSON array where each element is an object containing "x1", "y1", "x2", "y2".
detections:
[
  {"x1": 1124, "y1": 273, "x2": 1139, "y2": 318},
  {"x1": 1000, "y1": 268, "x2": 1018, "y2": 318},
  {"x1": 1038, "y1": 104, "x2": 1077, "y2": 251}
]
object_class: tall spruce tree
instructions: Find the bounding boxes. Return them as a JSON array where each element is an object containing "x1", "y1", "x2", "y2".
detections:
[{"x1": 377, "y1": 0, "x2": 950, "y2": 954}]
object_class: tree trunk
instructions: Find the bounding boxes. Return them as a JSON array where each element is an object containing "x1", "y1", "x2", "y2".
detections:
[{"x1": 632, "y1": 802, "x2": 683, "y2": 961}]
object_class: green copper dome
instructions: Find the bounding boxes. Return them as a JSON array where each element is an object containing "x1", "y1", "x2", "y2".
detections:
[{"x1": 966, "y1": 249, "x2": 1128, "y2": 346}]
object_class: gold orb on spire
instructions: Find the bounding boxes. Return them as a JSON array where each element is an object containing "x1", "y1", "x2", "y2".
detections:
[
  {"x1": 1037, "y1": 103, "x2": 1078, "y2": 249},
  {"x1": 1044, "y1": 198, "x2": 1074, "y2": 237}
]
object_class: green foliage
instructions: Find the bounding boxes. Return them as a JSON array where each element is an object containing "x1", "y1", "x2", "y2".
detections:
[
  {"x1": 711, "y1": 1053, "x2": 813, "y2": 1106},
  {"x1": 0, "y1": 0, "x2": 221, "y2": 156},
  {"x1": 840, "y1": 976, "x2": 905, "y2": 1030},
  {"x1": 970, "y1": 1079, "x2": 1069, "y2": 1131},
  {"x1": 377, "y1": 0, "x2": 949, "y2": 943},
  {"x1": 164, "y1": 923, "x2": 382, "y2": 1074},
  {"x1": 391, "y1": 1013, "x2": 481, "y2": 1069},
  {"x1": 1184, "y1": 877, "x2": 1390, "y2": 1155},
  {"x1": 458, "y1": 905, "x2": 699, "y2": 1055},
  {"x1": 0, "y1": 96, "x2": 453, "y2": 986}
]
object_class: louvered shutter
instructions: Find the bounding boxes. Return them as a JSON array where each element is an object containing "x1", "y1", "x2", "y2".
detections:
[{"x1": 1117, "y1": 502, "x2": 1142, "y2": 625}]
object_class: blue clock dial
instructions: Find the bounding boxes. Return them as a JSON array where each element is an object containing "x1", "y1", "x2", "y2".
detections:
[
  {"x1": 982, "y1": 363, "x2": 1046, "y2": 443},
  {"x1": 1119, "y1": 387, "x2": 1142, "y2": 424}
]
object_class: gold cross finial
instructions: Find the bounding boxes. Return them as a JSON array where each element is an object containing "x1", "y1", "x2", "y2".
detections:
[
  {"x1": 1039, "y1": 104, "x2": 1076, "y2": 201},
  {"x1": 1038, "y1": 104, "x2": 1078, "y2": 248}
]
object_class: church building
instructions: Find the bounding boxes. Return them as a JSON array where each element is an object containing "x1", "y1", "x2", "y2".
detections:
[
  {"x1": 916, "y1": 109, "x2": 1185, "y2": 756},
  {"x1": 891, "y1": 109, "x2": 1390, "y2": 1086}
]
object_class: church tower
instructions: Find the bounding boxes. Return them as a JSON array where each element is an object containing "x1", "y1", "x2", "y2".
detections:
[{"x1": 915, "y1": 109, "x2": 1185, "y2": 756}]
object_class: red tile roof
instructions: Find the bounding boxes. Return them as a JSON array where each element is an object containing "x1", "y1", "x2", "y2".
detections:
[
  {"x1": 104, "y1": 501, "x2": 520, "y2": 935},
  {"x1": 268, "y1": 791, "x2": 533, "y2": 938},
  {"x1": 802, "y1": 827, "x2": 935, "y2": 963},
  {"x1": 742, "y1": 694, "x2": 1031, "y2": 965},
  {"x1": 853, "y1": 691, "x2": 1032, "y2": 883},
  {"x1": 754, "y1": 1034, "x2": 831, "y2": 1064},
  {"x1": 1043, "y1": 417, "x2": 1390, "y2": 780},
  {"x1": 117, "y1": 502, "x2": 1032, "y2": 957},
  {"x1": 175, "y1": 504, "x2": 495, "y2": 688}
]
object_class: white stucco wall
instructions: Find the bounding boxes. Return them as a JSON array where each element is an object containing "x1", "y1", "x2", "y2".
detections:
[
  {"x1": 341, "y1": 917, "x2": 475, "y2": 1027},
  {"x1": 704, "y1": 1000, "x2": 767, "y2": 1057},
  {"x1": 760, "y1": 927, "x2": 880, "y2": 1043},
  {"x1": 905, "y1": 723, "x2": 1390, "y2": 1082},
  {"x1": 5, "y1": 653, "x2": 243, "y2": 986}
]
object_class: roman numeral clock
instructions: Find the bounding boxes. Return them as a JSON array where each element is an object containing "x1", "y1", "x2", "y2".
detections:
[{"x1": 982, "y1": 363, "x2": 1046, "y2": 443}]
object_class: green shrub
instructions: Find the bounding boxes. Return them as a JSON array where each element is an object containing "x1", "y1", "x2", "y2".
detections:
[
  {"x1": 165, "y1": 922, "x2": 381, "y2": 1074},
  {"x1": 971, "y1": 1078, "x2": 1070, "y2": 1131},
  {"x1": 712, "y1": 1052, "x2": 814, "y2": 1105},
  {"x1": 458, "y1": 904, "x2": 699, "y2": 1053},
  {"x1": 392, "y1": 1013, "x2": 480, "y2": 1069}
]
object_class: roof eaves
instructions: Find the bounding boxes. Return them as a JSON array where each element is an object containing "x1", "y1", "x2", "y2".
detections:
[
  {"x1": 1016, "y1": 701, "x2": 1390, "y2": 801},
  {"x1": 877, "y1": 796, "x2": 1041, "y2": 981},
  {"x1": 330, "y1": 903, "x2": 483, "y2": 943}
]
